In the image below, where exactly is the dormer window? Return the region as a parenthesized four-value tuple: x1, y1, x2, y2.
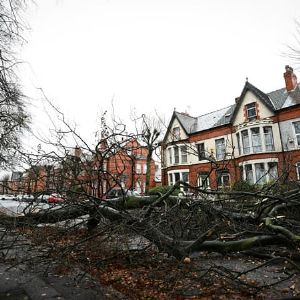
(246, 102, 257, 121)
(172, 127, 180, 140)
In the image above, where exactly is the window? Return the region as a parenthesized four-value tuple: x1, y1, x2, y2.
(198, 172, 210, 189)
(168, 174, 173, 185)
(197, 143, 206, 160)
(174, 147, 179, 164)
(172, 127, 180, 140)
(135, 180, 142, 194)
(168, 148, 172, 165)
(293, 121, 300, 146)
(255, 163, 266, 184)
(296, 163, 300, 180)
(182, 172, 189, 191)
(136, 163, 141, 174)
(268, 162, 278, 180)
(174, 172, 180, 182)
(241, 130, 250, 154)
(143, 164, 147, 174)
(215, 138, 225, 160)
(264, 127, 274, 151)
(168, 171, 189, 192)
(217, 170, 230, 187)
(245, 164, 254, 184)
(246, 102, 257, 121)
(236, 133, 241, 155)
(181, 146, 187, 163)
(241, 161, 278, 183)
(251, 127, 262, 153)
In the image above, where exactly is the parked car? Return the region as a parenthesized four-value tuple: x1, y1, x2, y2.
(0, 194, 16, 201)
(48, 193, 64, 204)
(106, 188, 141, 199)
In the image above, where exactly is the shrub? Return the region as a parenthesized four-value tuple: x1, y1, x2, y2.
(149, 185, 180, 196)
(231, 180, 257, 193)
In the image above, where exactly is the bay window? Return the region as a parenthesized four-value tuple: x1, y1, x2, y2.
(237, 126, 275, 155)
(242, 161, 278, 184)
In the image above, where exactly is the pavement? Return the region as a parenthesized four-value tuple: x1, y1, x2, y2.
(0, 227, 126, 300)
(0, 262, 126, 300)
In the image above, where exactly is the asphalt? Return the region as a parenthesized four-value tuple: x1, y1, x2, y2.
(0, 228, 126, 300)
(0, 261, 126, 300)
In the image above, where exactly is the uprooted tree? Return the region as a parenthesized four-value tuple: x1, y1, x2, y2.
(1, 103, 300, 263)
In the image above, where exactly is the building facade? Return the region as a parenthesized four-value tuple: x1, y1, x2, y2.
(161, 66, 300, 190)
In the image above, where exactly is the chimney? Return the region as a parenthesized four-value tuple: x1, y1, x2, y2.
(284, 65, 297, 92)
(74, 145, 82, 158)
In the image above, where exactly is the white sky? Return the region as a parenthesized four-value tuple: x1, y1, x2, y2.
(20, 0, 300, 145)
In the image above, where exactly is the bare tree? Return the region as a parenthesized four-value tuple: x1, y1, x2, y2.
(0, 0, 29, 168)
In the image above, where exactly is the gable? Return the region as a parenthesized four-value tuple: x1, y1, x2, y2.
(232, 85, 275, 126)
(165, 117, 189, 143)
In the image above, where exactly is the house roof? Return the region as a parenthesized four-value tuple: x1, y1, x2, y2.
(166, 79, 300, 140)
(268, 84, 300, 110)
(173, 105, 235, 135)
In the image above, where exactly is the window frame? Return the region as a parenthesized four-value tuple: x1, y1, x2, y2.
(197, 143, 206, 160)
(172, 126, 181, 140)
(293, 121, 300, 146)
(246, 102, 257, 121)
(180, 145, 188, 163)
(215, 138, 226, 160)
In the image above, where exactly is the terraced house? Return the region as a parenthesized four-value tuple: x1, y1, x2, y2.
(161, 66, 300, 190)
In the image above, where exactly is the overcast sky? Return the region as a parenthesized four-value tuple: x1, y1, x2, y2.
(20, 0, 300, 145)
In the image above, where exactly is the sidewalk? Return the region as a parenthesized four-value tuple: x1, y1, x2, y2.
(0, 261, 126, 300)
(0, 228, 126, 300)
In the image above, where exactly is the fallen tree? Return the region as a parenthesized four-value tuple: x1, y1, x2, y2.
(1, 181, 300, 260)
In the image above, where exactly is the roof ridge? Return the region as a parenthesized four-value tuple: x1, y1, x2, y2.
(196, 104, 234, 118)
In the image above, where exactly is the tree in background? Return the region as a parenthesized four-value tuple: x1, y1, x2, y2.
(0, 0, 29, 168)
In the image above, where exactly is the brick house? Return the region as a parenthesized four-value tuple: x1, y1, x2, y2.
(92, 139, 157, 196)
(6, 138, 158, 197)
(161, 66, 300, 190)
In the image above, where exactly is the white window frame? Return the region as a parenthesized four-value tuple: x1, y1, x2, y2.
(246, 102, 257, 121)
(136, 163, 141, 174)
(143, 164, 147, 174)
(293, 121, 300, 146)
(197, 173, 210, 189)
(197, 142, 206, 160)
(296, 162, 300, 180)
(240, 159, 278, 184)
(215, 138, 225, 160)
(172, 127, 180, 140)
(168, 169, 189, 191)
(237, 125, 275, 156)
(181, 145, 188, 163)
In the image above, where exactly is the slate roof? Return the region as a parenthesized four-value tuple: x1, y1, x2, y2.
(175, 105, 235, 134)
(171, 81, 300, 138)
(268, 84, 300, 110)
